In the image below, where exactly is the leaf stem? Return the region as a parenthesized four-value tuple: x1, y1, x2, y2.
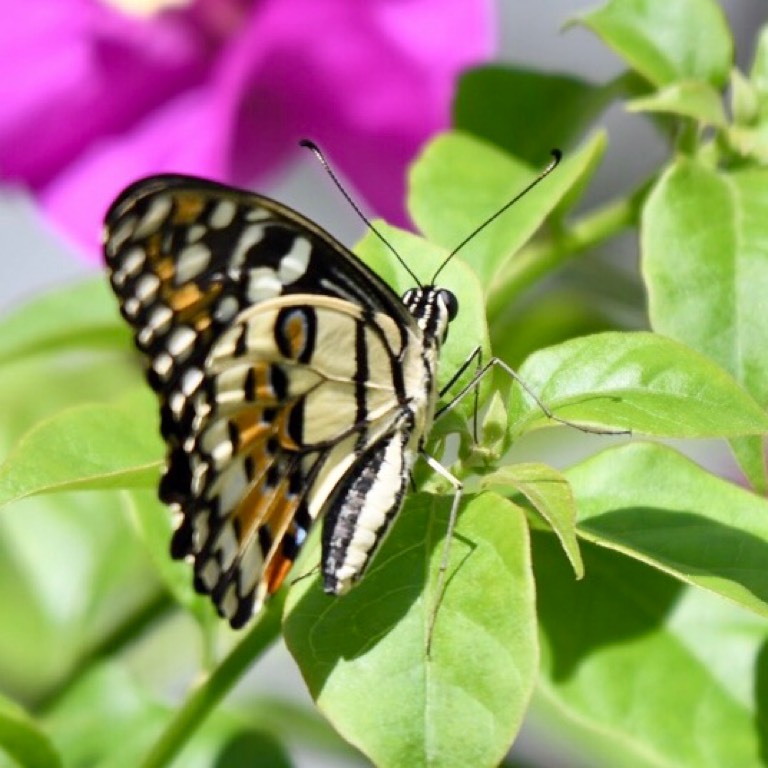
(139, 590, 285, 768)
(485, 192, 642, 323)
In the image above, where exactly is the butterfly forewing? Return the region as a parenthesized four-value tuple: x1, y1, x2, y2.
(104, 174, 454, 627)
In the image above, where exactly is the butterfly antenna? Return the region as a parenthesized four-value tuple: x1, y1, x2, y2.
(431, 149, 562, 284)
(300, 139, 422, 286)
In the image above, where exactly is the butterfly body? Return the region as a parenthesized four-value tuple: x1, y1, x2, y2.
(104, 174, 457, 627)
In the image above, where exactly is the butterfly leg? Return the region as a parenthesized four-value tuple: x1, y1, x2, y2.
(438, 346, 482, 399)
(420, 452, 463, 658)
(438, 346, 483, 443)
(436, 349, 627, 436)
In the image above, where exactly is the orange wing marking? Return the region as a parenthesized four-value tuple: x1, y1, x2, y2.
(173, 193, 206, 224)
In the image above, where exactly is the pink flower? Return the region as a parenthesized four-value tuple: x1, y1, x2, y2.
(0, 0, 495, 260)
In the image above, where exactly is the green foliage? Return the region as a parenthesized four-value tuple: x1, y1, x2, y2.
(576, 0, 733, 87)
(0, 694, 62, 768)
(284, 494, 537, 768)
(533, 533, 768, 768)
(2, 1, 768, 766)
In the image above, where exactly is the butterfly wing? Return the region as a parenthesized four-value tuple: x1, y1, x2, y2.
(104, 175, 420, 626)
(168, 293, 419, 626)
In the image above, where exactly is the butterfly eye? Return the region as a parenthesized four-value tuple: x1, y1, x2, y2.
(438, 289, 459, 321)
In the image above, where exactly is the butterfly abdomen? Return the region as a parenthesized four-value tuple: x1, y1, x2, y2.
(320, 430, 414, 594)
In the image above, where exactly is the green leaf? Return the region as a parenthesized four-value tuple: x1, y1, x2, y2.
(0, 278, 140, 454)
(0, 389, 162, 509)
(0, 694, 62, 768)
(45, 662, 292, 768)
(725, 123, 768, 164)
(408, 131, 606, 287)
(569, 441, 768, 620)
(642, 160, 768, 484)
(0, 278, 127, 366)
(0, 491, 159, 702)
(734, 24, 768, 142)
(284, 492, 538, 768)
(730, 436, 768, 495)
(480, 463, 583, 579)
(44, 663, 166, 768)
(577, 0, 733, 88)
(731, 68, 760, 126)
(643, 160, 768, 405)
(508, 331, 768, 437)
(203, 729, 292, 768)
(356, 222, 490, 414)
(0, 351, 141, 457)
(237, 697, 361, 762)
(534, 531, 768, 767)
(750, 24, 768, 99)
(627, 80, 727, 125)
(453, 66, 613, 163)
(490, 289, 617, 369)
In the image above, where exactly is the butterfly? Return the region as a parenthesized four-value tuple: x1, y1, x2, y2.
(103, 168, 462, 629)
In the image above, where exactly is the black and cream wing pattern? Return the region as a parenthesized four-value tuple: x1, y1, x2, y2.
(103, 174, 457, 627)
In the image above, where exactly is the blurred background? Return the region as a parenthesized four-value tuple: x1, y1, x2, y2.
(1, 1, 765, 310)
(0, 1, 765, 766)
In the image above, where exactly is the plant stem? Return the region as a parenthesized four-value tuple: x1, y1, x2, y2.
(139, 589, 286, 768)
(485, 193, 641, 323)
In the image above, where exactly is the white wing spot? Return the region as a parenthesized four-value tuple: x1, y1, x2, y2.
(210, 199, 237, 229)
(187, 224, 207, 243)
(216, 460, 248, 513)
(214, 295, 239, 323)
(212, 325, 240, 358)
(134, 273, 160, 304)
(123, 297, 140, 317)
(232, 224, 266, 268)
(193, 512, 210, 547)
(176, 243, 211, 283)
(107, 215, 138, 255)
(245, 208, 270, 222)
(120, 246, 146, 279)
(216, 524, 238, 571)
(221, 583, 238, 618)
(137, 326, 154, 347)
(181, 367, 204, 396)
(191, 463, 208, 495)
(238, 540, 264, 595)
(133, 194, 173, 239)
(167, 325, 196, 359)
(279, 237, 312, 284)
(247, 267, 283, 302)
(211, 438, 234, 467)
(153, 351, 174, 378)
(200, 559, 220, 590)
(168, 391, 186, 418)
(147, 304, 173, 335)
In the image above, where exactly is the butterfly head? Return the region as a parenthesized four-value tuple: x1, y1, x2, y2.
(402, 286, 458, 346)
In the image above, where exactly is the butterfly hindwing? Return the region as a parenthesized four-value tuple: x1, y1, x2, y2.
(168, 296, 413, 623)
(103, 175, 435, 626)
